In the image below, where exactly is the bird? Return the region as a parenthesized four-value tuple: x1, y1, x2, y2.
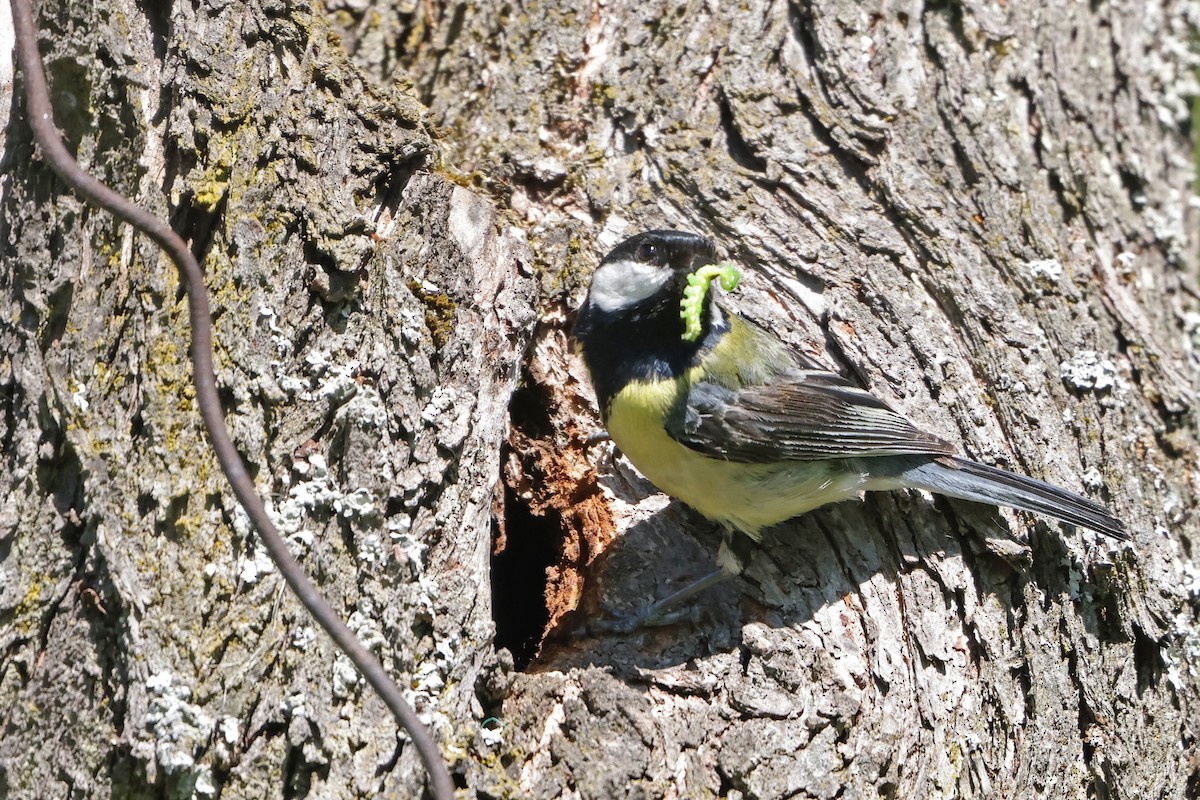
(572, 229, 1127, 629)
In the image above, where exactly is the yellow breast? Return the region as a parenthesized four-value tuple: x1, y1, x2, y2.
(605, 377, 868, 538)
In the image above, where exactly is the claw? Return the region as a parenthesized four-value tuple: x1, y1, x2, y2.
(586, 569, 730, 635)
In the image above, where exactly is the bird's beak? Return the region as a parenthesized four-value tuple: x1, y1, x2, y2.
(682, 237, 719, 272)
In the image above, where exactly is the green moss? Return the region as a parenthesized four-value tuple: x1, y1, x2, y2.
(16, 581, 42, 624)
(407, 280, 457, 348)
(1194, 65, 1200, 193)
(190, 129, 246, 210)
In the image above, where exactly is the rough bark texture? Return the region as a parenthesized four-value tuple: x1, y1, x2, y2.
(0, 1, 1197, 799)
(360, 0, 1199, 797)
(0, 1, 534, 797)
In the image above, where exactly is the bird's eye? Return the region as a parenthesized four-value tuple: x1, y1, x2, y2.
(636, 241, 662, 264)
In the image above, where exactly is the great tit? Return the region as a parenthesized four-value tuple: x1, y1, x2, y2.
(573, 230, 1126, 624)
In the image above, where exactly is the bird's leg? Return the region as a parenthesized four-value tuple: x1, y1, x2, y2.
(582, 429, 611, 448)
(591, 527, 748, 632)
(588, 568, 729, 635)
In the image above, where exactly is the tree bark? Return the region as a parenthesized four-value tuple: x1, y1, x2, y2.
(1, 0, 1197, 799)
(367, 0, 1200, 798)
(0, 1, 533, 797)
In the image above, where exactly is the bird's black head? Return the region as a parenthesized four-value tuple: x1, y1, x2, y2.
(575, 230, 718, 335)
(573, 230, 723, 413)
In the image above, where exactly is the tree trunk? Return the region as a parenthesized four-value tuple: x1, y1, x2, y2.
(379, 0, 1200, 797)
(0, 1, 534, 797)
(2, 0, 1198, 799)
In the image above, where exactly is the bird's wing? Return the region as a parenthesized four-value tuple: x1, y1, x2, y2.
(670, 371, 956, 462)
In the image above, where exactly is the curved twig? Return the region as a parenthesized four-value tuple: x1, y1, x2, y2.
(7, 1, 455, 797)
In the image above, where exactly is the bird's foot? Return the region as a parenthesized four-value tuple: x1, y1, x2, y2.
(586, 605, 699, 635)
(581, 429, 611, 448)
(585, 569, 729, 635)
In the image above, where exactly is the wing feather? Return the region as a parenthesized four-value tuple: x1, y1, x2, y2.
(671, 372, 954, 462)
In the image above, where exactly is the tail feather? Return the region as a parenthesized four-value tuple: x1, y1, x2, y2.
(897, 456, 1127, 540)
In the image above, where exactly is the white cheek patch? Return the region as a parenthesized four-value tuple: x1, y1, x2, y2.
(588, 258, 673, 312)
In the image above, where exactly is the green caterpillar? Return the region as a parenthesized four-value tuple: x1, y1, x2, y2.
(680, 263, 741, 342)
